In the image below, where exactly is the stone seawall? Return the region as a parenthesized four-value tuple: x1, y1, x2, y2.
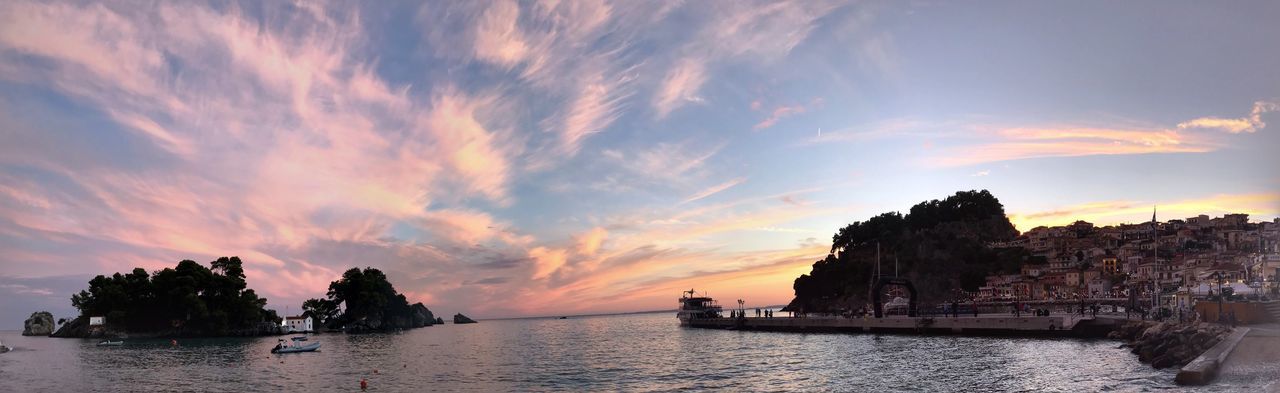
(685, 314, 1113, 337)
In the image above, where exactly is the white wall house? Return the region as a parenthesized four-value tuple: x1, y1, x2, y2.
(283, 316, 313, 333)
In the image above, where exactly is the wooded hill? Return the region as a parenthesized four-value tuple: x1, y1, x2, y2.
(787, 190, 1036, 313)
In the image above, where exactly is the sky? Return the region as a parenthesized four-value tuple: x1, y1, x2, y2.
(1, 0, 1278, 328)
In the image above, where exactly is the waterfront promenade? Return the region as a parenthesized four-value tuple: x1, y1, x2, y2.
(687, 313, 1115, 337)
(1218, 324, 1280, 392)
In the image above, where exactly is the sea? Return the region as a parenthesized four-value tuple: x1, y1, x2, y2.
(0, 310, 1269, 392)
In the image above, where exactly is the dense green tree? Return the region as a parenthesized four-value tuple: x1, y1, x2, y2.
(314, 267, 435, 331)
(301, 298, 340, 328)
(790, 190, 1031, 312)
(69, 257, 279, 335)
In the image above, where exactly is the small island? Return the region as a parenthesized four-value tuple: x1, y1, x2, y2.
(23, 311, 55, 336)
(50, 259, 443, 338)
(54, 257, 283, 338)
(453, 313, 477, 324)
(303, 267, 439, 333)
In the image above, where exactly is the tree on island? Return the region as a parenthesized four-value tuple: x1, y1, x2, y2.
(301, 298, 340, 328)
(789, 190, 1034, 312)
(304, 267, 437, 332)
(59, 257, 280, 337)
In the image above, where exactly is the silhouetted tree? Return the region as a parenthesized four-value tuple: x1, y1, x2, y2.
(790, 190, 1030, 312)
(69, 257, 278, 335)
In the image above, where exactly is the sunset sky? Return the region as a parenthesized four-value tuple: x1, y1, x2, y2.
(1, 1, 1278, 327)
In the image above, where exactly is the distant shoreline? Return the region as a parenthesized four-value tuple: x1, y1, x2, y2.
(483, 305, 790, 321)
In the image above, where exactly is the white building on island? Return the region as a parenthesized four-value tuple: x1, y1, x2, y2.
(282, 316, 313, 333)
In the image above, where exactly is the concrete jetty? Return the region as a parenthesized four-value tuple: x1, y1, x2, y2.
(1175, 327, 1250, 385)
(1203, 324, 1280, 391)
(685, 314, 1117, 337)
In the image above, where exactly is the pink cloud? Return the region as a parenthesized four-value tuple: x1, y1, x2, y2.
(1177, 101, 1278, 134)
(753, 98, 824, 130)
(574, 227, 609, 256)
(653, 58, 708, 118)
(930, 126, 1218, 167)
(0, 0, 530, 305)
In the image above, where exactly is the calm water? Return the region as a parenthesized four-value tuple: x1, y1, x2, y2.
(0, 311, 1262, 392)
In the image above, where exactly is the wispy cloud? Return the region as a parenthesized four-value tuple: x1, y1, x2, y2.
(931, 126, 1216, 167)
(753, 98, 824, 130)
(1178, 100, 1278, 134)
(0, 0, 530, 306)
(600, 141, 726, 188)
(653, 58, 708, 118)
(682, 177, 747, 204)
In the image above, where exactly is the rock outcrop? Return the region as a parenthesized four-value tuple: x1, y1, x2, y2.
(1109, 321, 1230, 369)
(410, 303, 436, 328)
(23, 311, 55, 336)
(435, 317, 445, 325)
(343, 304, 438, 333)
(453, 313, 477, 324)
(51, 316, 90, 338)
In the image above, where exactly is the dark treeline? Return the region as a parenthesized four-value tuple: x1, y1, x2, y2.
(304, 267, 437, 332)
(789, 190, 1036, 312)
(65, 257, 279, 336)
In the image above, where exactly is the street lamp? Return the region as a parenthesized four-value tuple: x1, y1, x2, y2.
(1213, 271, 1224, 323)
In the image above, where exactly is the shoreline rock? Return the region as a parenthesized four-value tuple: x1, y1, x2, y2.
(453, 313, 477, 324)
(52, 316, 288, 338)
(1108, 321, 1229, 369)
(22, 311, 55, 336)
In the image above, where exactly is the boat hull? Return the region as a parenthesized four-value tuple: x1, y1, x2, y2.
(272, 342, 321, 353)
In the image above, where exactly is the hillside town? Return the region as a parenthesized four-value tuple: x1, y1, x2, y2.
(978, 213, 1280, 314)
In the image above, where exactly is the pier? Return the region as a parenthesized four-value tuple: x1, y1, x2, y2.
(684, 314, 1119, 337)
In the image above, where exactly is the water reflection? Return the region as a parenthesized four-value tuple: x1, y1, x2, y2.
(1, 312, 1194, 392)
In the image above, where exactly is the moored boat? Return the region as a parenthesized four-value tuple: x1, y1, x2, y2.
(271, 337, 320, 354)
(677, 289, 723, 326)
(97, 340, 123, 346)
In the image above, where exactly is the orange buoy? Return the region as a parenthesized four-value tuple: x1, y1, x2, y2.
(360, 378, 368, 391)
(374, 369, 379, 374)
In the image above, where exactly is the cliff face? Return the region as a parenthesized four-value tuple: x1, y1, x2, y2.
(23, 311, 55, 336)
(788, 190, 1030, 313)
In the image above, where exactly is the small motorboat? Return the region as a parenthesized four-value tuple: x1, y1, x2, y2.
(97, 340, 124, 346)
(271, 337, 320, 354)
(0, 340, 10, 353)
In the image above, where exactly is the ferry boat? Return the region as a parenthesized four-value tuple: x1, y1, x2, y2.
(677, 289, 723, 326)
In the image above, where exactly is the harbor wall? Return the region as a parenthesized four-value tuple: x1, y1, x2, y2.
(685, 315, 1115, 337)
(1193, 302, 1272, 324)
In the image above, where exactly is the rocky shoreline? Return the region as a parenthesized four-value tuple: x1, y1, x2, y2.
(50, 316, 289, 339)
(1108, 320, 1231, 370)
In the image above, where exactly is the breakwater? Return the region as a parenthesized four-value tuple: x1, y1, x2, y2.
(684, 314, 1121, 337)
